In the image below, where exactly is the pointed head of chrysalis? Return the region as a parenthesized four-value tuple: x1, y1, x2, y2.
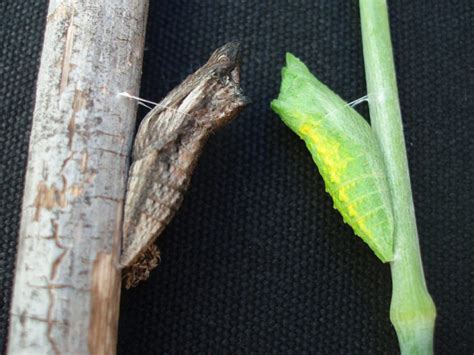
(197, 42, 250, 130)
(271, 53, 337, 133)
(271, 54, 318, 133)
(271, 53, 394, 263)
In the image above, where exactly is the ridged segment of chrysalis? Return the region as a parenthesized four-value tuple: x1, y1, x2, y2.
(271, 53, 394, 262)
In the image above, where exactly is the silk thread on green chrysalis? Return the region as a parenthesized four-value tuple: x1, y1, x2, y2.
(271, 53, 394, 262)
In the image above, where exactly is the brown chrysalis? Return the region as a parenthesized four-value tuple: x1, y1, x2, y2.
(121, 43, 248, 288)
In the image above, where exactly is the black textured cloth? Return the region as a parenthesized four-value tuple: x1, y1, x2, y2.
(1, 1, 473, 354)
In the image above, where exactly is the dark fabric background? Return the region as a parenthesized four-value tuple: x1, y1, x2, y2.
(1, 0, 473, 354)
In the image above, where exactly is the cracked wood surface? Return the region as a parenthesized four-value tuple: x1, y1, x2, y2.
(7, 1, 149, 354)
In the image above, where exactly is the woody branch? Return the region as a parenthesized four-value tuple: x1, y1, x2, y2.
(7, 1, 148, 354)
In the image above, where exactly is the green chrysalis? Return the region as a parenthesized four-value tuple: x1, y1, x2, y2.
(271, 53, 394, 262)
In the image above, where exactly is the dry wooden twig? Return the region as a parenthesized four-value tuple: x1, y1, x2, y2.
(7, 1, 148, 354)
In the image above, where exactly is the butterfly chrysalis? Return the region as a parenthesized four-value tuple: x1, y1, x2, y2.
(271, 53, 394, 262)
(121, 43, 248, 287)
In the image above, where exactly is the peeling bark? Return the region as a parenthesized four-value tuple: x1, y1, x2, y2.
(7, 1, 149, 354)
(89, 250, 121, 355)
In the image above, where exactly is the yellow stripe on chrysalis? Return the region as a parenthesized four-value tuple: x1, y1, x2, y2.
(271, 53, 394, 262)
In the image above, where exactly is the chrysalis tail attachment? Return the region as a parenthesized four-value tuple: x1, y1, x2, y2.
(123, 244, 161, 289)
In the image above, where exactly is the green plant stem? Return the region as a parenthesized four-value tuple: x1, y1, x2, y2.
(359, 0, 436, 354)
